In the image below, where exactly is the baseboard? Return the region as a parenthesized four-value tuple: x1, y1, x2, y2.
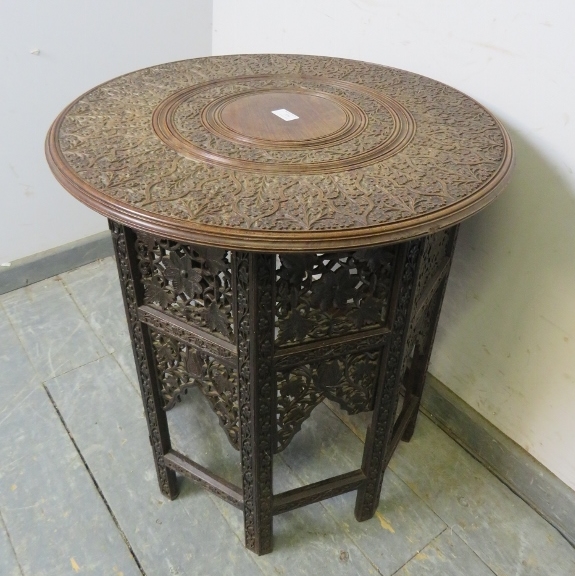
(421, 374, 575, 548)
(0, 231, 114, 295)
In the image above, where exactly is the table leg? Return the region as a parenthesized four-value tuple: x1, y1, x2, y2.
(235, 252, 276, 555)
(401, 278, 448, 442)
(109, 221, 179, 500)
(401, 225, 458, 442)
(355, 241, 421, 521)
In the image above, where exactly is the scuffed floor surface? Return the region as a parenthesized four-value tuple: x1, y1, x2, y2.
(1, 256, 574, 576)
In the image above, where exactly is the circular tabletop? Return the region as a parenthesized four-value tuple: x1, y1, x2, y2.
(46, 54, 514, 252)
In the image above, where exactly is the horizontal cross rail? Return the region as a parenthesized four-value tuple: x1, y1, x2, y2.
(273, 470, 366, 515)
(164, 450, 243, 509)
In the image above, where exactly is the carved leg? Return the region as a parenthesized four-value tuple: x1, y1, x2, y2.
(401, 282, 446, 442)
(235, 252, 276, 555)
(401, 226, 458, 442)
(109, 221, 179, 500)
(355, 242, 421, 521)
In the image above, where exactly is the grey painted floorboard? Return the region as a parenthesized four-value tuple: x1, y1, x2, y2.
(166, 389, 449, 575)
(327, 401, 575, 575)
(0, 277, 107, 381)
(389, 416, 575, 576)
(112, 342, 141, 394)
(60, 258, 130, 355)
(0, 512, 23, 576)
(0, 387, 142, 576)
(211, 475, 381, 576)
(393, 530, 496, 576)
(278, 404, 446, 576)
(0, 313, 140, 575)
(0, 307, 39, 408)
(167, 389, 243, 486)
(46, 355, 264, 576)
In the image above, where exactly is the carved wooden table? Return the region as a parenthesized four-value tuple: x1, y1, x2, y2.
(46, 54, 513, 555)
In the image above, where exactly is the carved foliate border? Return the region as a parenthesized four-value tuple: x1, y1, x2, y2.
(149, 328, 240, 447)
(49, 55, 513, 253)
(275, 331, 389, 370)
(138, 306, 236, 365)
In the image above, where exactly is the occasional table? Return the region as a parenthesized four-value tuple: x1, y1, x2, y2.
(46, 54, 514, 555)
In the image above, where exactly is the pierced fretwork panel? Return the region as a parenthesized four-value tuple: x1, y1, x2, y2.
(135, 233, 235, 343)
(150, 329, 240, 449)
(276, 350, 380, 451)
(275, 247, 397, 347)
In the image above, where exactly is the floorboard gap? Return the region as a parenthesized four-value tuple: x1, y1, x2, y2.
(42, 383, 147, 576)
(0, 509, 25, 576)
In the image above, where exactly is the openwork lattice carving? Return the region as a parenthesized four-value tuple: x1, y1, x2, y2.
(276, 350, 380, 451)
(150, 329, 239, 448)
(403, 229, 457, 382)
(276, 247, 396, 346)
(135, 233, 234, 343)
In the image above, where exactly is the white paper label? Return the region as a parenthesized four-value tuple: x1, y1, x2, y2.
(271, 109, 299, 121)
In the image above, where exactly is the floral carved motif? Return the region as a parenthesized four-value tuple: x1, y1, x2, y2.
(412, 229, 455, 313)
(135, 233, 234, 343)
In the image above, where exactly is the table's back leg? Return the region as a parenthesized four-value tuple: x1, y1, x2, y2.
(355, 242, 421, 522)
(401, 226, 459, 442)
(401, 277, 448, 442)
(109, 221, 179, 500)
(235, 252, 276, 555)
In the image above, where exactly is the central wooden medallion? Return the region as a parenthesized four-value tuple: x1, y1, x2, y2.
(212, 90, 357, 147)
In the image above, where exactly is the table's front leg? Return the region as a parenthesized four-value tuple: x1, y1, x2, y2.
(355, 241, 421, 521)
(109, 221, 179, 500)
(235, 252, 276, 555)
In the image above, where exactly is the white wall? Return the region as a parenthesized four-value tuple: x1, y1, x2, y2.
(0, 0, 212, 264)
(213, 0, 575, 489)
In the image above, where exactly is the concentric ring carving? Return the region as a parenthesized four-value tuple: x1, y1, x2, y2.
(203, 89, 365, 149)
(152, 75, 414, 174)
(46, 54, 514, 251)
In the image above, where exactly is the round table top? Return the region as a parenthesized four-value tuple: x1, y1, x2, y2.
(46, 54, 514, 252)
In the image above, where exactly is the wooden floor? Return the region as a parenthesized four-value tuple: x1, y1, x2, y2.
(1, 257, 574, 576)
